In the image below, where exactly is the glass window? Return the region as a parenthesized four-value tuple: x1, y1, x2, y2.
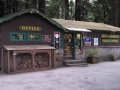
(10, 33, 26, 41)
(27, 33, 41, 41)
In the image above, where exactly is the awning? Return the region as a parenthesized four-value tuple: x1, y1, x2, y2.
(66, 27, 91, 32)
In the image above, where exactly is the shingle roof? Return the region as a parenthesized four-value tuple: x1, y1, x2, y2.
(52, 19, 120, 32)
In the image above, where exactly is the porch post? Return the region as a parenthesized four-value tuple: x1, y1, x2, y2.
(7, 51, 10, 73)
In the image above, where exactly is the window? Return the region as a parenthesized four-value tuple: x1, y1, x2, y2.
(10, 33, 26, 41)
(27, 33, 41, 41)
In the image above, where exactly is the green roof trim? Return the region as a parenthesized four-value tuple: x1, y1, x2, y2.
(0, 8, 67, 31)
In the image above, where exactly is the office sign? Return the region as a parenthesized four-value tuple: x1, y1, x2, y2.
(19, 26, 42, 31)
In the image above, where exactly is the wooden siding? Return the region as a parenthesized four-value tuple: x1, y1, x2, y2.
(1, 13, 61, 45)
(86, 32, 120, 46)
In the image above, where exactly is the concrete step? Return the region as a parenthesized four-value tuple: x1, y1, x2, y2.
(67, 63, 88, 67)
(63, 60, 84, 63)
(63, 59, 88, 67)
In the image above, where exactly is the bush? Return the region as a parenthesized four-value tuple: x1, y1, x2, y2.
(85, 47, 99, 57)
(109, 53, 115, 58)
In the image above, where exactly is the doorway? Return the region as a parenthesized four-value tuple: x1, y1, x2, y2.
(64, 33, 74, 59)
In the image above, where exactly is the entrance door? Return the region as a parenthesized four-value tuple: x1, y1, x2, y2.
(64, 33, 74, 59)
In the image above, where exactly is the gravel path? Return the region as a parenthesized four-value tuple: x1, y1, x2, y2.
(0, 60, 120, 90)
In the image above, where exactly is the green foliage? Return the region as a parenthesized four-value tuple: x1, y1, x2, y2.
(45, 0, 60, 18)
(85, 48, 99, 57)
(109, 53, 115, 58)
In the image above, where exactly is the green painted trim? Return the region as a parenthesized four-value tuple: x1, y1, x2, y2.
(74, 32, 77, 59)
(81, 33, 83, 49)
(10, 32, 26, 42)
(27, 33, 42, 42)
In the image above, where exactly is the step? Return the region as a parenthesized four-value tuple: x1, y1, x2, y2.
(67, 63, 88, 67)
(63, 60, 84, 63)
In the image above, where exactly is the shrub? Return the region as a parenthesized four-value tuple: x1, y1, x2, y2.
(85, 47, 99, 57)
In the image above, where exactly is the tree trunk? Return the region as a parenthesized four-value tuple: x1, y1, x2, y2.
(65, 0, 69, 19)
(111, 0, 118, 26)
(5, 0, 11, 15)
(0, 0, 5, 17)
(75, 0, 82, 21)
(38, 0, 45, 14)
(32, 0, 37, 9)
(12, 0, 18, 13)
(118, 0, 120, 27)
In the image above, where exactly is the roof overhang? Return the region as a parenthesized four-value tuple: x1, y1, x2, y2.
(66, 27, 91, 32)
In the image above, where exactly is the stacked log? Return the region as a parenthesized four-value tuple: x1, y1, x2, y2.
(34, 53, 49, 69)
(16, 54, 32, 70)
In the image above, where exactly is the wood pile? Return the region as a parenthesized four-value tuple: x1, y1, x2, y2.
(16, 54, 32, 70)
(34, 53, 49, 69)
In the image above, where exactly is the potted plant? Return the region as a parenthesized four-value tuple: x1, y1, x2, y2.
(109, 53, 117, 61)
(85, 47, 99, 64)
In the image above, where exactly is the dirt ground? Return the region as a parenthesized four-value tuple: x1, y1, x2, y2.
(0, 60, 120, 90)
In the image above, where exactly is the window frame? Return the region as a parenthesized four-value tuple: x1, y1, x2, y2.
(27, 33, 42, 42)
(10, 32, 26, 42)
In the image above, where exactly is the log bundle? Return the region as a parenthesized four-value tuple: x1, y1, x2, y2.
(34, 53, 49, 69)
(16, 53, 49, 70)
(16, 54, 32, 70)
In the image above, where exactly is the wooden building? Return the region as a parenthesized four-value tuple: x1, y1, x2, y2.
(0, 9, 120, 73)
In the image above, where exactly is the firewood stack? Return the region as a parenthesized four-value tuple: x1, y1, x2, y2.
(16, 54, 32, 70)
(34, 53, 49, 69)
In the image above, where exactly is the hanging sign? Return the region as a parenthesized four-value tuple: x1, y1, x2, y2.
(85, 38, 91, 46)
(42, 35, 51, 42)
(19, 26, 42, 31)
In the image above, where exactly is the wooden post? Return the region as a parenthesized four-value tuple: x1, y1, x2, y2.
(32, 52, 35, 70)
(7, 51, 10, 73)
(53, 49, 56, 68)
(13, 52, 16, 72)
(49, 51, 51, 68)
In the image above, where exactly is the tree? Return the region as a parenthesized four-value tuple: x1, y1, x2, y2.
(75, 0, 92, 21)
(111, 0, 118, 26)
(45, 0, 60, 18)
(5, 0, 11, 15)
(12, 0, 19, 13)
(75, 0, 82, 21)
(38, 0, 45, 13)
(118, 0, 120, 27)
(65, 0, 69, 19)
(0, 0, 5, 17)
